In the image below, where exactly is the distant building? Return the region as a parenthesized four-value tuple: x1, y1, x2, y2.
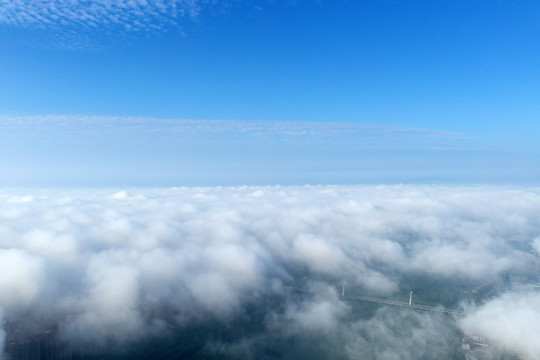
(462, 333, 492, 360)
(5, 328, 73, 360)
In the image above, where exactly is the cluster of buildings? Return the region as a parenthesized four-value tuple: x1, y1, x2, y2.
(461, 334, 492, 360)
(461, 333, 529, 360)
(5, 328, 73, 360)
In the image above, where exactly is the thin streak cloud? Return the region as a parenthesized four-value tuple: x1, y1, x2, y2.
(2, 114, 537, 187)
(0, 114, 468, 148)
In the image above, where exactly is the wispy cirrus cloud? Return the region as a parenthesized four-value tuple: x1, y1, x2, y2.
(0, 0, 211, 31)
(0, 114, 468, 148)
(1, 114, 537, 186)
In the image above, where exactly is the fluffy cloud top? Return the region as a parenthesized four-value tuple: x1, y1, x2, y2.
(0, 185, 539, 356)
(461, 291, 540, 359)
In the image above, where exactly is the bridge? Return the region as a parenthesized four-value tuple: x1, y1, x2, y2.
(290, 286, 465, 316)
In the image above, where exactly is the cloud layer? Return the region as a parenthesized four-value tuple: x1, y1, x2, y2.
(0, 0, 209, 31)
(0, 114, 464, 146)
(460, 290, 540, 359)
(3, 114, 511, 187)
(0, 185, 539, 357)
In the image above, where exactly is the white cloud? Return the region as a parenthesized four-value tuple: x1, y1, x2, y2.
(0, 0, 209, 31)
(0, 249, 45, 312)
(0, 114, 464, 146)
(4, 114, 512, 186)
(65, 256, 144, 346)
(460, 291, 540, 359)
(285, 285, 349, 333)
(0, 185, 539, 354)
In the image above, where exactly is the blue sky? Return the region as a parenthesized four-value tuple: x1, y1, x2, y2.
(0, 0, 539, 186)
